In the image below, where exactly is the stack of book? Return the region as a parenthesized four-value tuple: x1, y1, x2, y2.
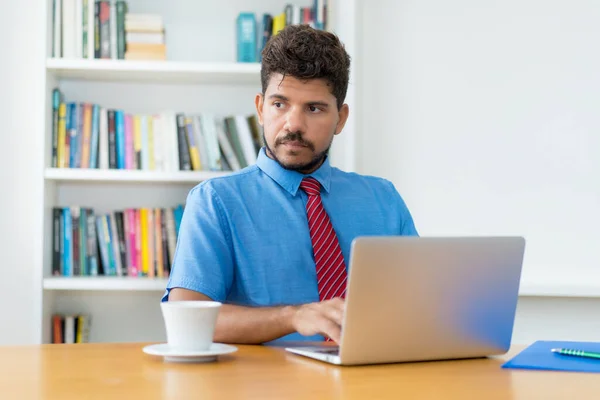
(52, 314, 91, 344)
(50, 89, 262, 172)
(52, 0, 128, 60)
(52, 205, 185, 278)
(237, 0, 328, 63)
(124, 13, 166, 60)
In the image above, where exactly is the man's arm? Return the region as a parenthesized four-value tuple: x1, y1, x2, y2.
(168, 288, 344, 344)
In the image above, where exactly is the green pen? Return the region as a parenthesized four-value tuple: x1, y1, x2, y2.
(551, 348, 600, 360)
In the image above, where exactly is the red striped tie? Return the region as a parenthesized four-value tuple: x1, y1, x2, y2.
(300, 177, 347, 301)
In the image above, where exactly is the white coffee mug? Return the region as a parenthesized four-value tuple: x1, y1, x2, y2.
(160, 301, 222, 352)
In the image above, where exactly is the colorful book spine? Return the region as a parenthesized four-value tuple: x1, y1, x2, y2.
(125, 209, 136, 276)
(140, 208, 148, 276)
(124, 114, 133, 169)
(141, 116, 149, 170)
(115, 110, 125, 169)
(96, 216, 109, 274)
(116, 1, 127, 59)
(135, 209, 142, 276)
(101, 215, 116, 275)
(71, 206, 80, 276)
(272, 13, 285, 36)
(236, 12, 257, 63)
(80, 103, 92, 168)
(99, 107, 108, 169)
(57, 103, 67, 168)
(185, 118, 201, 171)
(147, 209, 155, 277)
(147, 115, 155, 170)
(107, 110, 117, 169)
(79, 208, 87, 275)
(155, 208, 163, 278)
(68, 103, 77, 168)
(63, 207, 72, 277)
(259, 14, 273, 61)
(52, 207, 62, 276)
(109, 212, 123, 276)
(51, 89, 61, 168)
(89, 104, 99, 168)
(133, 115, 142, 169)
(86, 208, 98, 276)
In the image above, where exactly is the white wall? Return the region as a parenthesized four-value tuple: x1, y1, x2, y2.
(327, 0, 358, 172)
(357, 0, 600, 344)
(0, 0, 45, 344)
(514, 296, 600, 344)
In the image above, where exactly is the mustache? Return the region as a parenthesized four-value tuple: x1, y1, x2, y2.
(275, 132, 315, 150)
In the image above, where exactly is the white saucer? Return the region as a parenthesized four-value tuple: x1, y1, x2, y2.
(143, 343, 238, 363)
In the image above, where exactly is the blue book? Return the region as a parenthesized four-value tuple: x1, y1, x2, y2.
(104, 215, 117, 275)
(62, 207, 72, 277)
(313, 0, 324, 30)
(173, 204, 184, 237)
(67, 103, 77, 168)
(69, 103, 82, 168)
(115, 110, 125, 169)
(79, 208, 87, 275)
(502, 340, 600, 373)
(237, 12, 257, 63)
(258, 14, 273, 61)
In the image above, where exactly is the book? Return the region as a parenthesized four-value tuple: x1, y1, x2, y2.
(236, 12, 257, 63)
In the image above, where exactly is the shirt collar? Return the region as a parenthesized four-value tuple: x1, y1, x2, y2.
(255, 147, 332, 196)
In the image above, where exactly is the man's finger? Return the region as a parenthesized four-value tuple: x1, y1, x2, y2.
(316, 316, 342, 343)
(327, 297, 345, 308)
(322, 303, 344, 326)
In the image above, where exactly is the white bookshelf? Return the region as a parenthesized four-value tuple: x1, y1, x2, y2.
(38, 0, 357, 344)
(44, 168, 230, 183)
(46, 58, 262, 84)
(43, 277, 168, 291)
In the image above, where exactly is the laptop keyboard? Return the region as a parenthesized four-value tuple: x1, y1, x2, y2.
(315, 347, 339, 355)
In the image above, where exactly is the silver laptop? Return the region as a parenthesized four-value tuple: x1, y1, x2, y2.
(285, 236, 526, 366)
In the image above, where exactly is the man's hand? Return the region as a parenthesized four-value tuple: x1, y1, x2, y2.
(291, 298, 345, 343)
(169, 288, 346, 344)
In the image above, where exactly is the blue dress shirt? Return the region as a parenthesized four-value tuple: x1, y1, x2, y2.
(162, 147, 418, 342)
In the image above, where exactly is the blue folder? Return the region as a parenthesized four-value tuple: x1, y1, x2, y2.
(502, 340, 600, 373)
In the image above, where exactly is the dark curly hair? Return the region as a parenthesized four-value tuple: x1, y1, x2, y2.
(260, 24, 351, 110)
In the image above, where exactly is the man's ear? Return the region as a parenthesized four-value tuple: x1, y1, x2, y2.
(255, 93, 264, 125)
(335, 103, 350, 135)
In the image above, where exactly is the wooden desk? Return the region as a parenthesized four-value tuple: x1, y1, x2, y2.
(0, 343, 599, 399)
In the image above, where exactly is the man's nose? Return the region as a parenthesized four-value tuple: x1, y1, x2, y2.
(283, 107, 306, 133)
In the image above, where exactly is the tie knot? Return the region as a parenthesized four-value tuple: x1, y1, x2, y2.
(300, 177, 321, 196)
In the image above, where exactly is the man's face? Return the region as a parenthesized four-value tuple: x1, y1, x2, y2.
(255, 73, 349, 174)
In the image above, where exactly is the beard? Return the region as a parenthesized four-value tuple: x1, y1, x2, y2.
(263, 131, 333, 173)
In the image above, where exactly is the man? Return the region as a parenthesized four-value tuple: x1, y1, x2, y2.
(162, 24, 418, 344)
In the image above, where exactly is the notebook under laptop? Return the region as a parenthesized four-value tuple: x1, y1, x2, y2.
(285, 236, 526, 366)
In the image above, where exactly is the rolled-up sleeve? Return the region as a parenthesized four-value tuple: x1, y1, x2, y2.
(161, 183, 234, 302)
(385, 180, 419, 236)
